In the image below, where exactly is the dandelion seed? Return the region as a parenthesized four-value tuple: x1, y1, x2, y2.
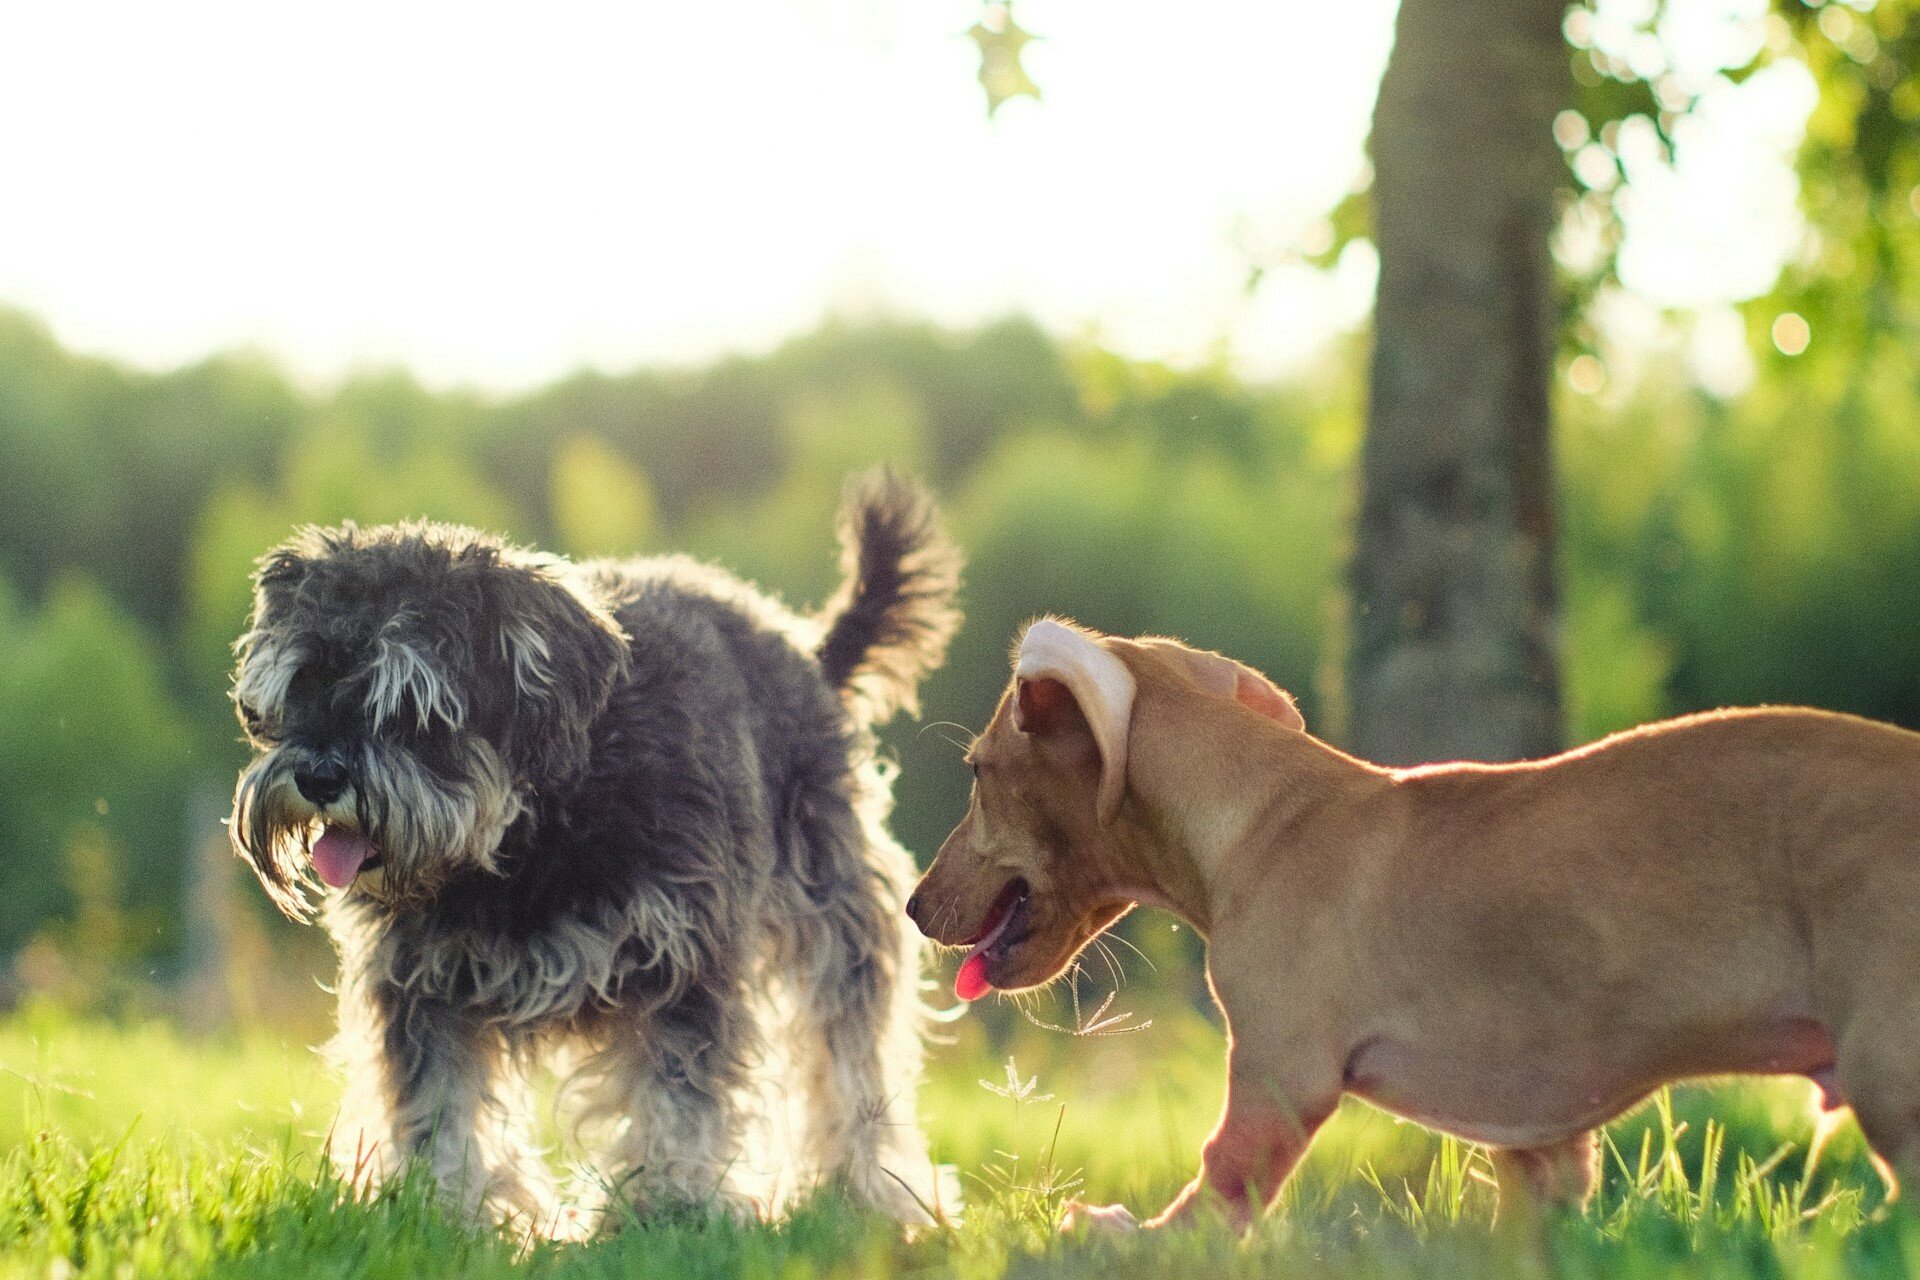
(1017, 977, 1154, 1038)
(979, 1055, 1052, 1103)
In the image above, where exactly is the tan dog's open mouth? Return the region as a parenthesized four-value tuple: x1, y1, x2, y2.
(954, 878, 1030, 1000)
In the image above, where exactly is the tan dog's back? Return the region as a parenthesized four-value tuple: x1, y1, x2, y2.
(1325, 710, 1920, 1145)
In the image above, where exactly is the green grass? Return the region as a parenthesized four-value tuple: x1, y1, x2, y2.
(2, 999, 1915, 1278)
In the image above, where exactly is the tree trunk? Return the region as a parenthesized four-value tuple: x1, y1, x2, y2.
(1348, 0, 1569, 766)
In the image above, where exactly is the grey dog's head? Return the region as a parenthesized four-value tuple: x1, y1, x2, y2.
(228, 521, 631, 919)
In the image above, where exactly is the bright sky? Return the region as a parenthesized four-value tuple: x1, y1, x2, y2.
(0, 0, 1812, 392)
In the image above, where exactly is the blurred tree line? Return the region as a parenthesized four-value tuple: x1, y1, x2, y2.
(2, 283, 1919, 991)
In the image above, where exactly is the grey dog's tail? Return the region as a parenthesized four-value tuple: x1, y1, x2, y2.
(816, 469, 963, 726)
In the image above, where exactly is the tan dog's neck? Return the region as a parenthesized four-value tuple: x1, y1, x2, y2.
(1108, 649, 1387, 933)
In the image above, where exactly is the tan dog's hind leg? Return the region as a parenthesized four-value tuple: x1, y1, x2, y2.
(1834, 1024, 1920, 1212)
(1489, 1131, 1598, 1231)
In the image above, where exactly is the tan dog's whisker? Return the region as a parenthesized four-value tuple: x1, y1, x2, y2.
(916, 721, 979, 756)
(1096, 928, 1158, 975)
(1084, 942, 1123, 992)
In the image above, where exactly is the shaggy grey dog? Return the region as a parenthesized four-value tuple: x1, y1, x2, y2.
(227, 471, 961, 1232)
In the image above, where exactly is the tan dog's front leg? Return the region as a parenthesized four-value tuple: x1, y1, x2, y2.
(1064, 1060, 1330, 1235)
(1147, 1060, 1334, 1232)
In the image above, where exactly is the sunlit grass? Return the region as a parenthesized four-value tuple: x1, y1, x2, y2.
(0, 1000, 1913, 1278)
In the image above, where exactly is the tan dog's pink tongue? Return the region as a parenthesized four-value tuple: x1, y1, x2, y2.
(954, 893, 1019, 1001)
(955, 953, 992, 1001)
(312, 826, 373, 888)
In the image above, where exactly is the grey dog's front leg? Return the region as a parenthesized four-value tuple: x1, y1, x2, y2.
(572, 967, 766, 1226)
(329, 970, 553, 1228)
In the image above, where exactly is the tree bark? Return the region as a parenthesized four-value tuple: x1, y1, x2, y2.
(1348, 0, 1569, 766)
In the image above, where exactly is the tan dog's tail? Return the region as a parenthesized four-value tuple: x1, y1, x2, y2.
(815, 468, 963, 725)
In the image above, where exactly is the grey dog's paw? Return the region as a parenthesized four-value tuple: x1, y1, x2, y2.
(1061, 1200, 1139, 1233)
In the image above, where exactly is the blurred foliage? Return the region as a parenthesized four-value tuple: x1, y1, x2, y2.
(0, 576, 194, 958)
(0, 316, 299, 634)
(552, 436, 656, 560)
(968, 1, 1042, 117)
(0, 292, 1918, 986)
(1557, 0, 1920, 352)
(1297, 0, 1920, 366)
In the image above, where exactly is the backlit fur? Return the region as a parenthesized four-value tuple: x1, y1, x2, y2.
(229, 471, 962, 1233)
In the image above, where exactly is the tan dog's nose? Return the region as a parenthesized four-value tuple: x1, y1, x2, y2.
(903, 890, 926, 931)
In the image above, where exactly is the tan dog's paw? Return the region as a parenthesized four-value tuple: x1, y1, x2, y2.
(1062, 1200, 1139, 1233)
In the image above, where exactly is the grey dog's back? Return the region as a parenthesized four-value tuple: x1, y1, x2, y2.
(587, 467, 957, 736)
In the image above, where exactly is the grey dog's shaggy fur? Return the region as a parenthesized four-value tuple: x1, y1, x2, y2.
(228, 471, 961, 1231)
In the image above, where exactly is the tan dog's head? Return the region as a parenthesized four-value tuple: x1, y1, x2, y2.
(907, 618, 1304, 999)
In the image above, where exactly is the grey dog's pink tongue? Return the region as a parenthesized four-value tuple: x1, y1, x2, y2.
(312, 826, 374, 888)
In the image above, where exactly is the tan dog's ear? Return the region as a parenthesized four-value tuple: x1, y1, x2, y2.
(1141, 640, 1306, 732)
(1013, 619, 1135, 824)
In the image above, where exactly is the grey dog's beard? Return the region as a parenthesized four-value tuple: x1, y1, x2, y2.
(231, 739, 525, 919)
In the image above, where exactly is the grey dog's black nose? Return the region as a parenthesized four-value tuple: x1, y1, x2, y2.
(294, 757, 349, 806)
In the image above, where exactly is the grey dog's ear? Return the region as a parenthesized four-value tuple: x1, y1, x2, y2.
(248, 528, 329, 614)
(232, 530, 338, 725)
(483, 561, 632, 784)
(253, 522, 356, 593)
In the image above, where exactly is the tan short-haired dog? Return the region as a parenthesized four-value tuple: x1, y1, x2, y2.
(905, 617, 1920, 1230)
